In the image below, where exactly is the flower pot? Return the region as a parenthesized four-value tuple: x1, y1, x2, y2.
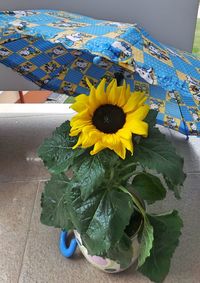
(73, 213, 143, 273)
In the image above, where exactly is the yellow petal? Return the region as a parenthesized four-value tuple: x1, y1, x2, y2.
(112, 141, 126, 159)
(96, 78, 107, 104)
(86, 77, 93, 89)
(123, 92, 145, 113)
(70, 101, 87, 112)
(117, 81, 127, 107)
(107, 79, 118, 104)
(90, 142, 106, 155)
(120, 137, 133, 155)
(89, 86, 100, 113)
(106, 79, 116, 95)
(117, 128, 132, 140)
(126, 105, 150, 122)
(127, 120, 149, 137)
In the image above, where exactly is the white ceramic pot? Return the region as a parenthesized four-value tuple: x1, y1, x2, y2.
(74, 221, 143, 273)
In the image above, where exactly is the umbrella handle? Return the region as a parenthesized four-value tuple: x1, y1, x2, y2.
(59, 230, 77, 258)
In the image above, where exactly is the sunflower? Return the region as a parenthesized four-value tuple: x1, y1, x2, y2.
(70, 78, 149, 159)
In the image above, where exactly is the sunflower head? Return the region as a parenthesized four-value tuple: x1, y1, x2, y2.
(70, 78, 149, 159)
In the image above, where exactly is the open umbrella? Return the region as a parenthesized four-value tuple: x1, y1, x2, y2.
(0, 9, 200, 136)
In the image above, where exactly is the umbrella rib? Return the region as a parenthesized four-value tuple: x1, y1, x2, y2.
(174, 92, 189, 140)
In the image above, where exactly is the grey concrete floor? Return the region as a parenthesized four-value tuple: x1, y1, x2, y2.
(0, 114, 200, 283)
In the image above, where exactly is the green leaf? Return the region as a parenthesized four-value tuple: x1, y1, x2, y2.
(139, 210, 183, 283)
(138, 217, 154, 267)
(164, 176, 182, 199)
(131, 173, 166, 204)
(74, 154, 105, 200)
(106, 233, 133, 269)
(133, 126, 186, 193)
(117, 186, 154, 268)
(65, 184, 134, 255)
(144, 109, 157, 127)
(40, 174, 73, 230)
(38, 121, 84, 174)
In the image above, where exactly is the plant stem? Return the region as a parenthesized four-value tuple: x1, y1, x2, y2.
(121, 171, 142, 181)
(117, 185, 145, 217)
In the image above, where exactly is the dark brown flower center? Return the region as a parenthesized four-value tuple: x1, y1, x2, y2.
(92, 104, 126, 133)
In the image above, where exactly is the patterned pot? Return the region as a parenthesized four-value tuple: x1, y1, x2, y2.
(74, 219, 143, 273)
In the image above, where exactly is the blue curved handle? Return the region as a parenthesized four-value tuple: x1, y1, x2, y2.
(59, 230, 77, 258)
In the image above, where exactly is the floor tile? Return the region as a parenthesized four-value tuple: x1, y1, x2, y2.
(0, 115, 67, 182)
(0, 181, 38, 283)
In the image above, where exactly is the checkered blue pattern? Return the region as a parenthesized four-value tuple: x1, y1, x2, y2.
(0, 10, 199, 136)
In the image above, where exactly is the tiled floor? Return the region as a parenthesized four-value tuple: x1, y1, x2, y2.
(0, 114, 200, 283)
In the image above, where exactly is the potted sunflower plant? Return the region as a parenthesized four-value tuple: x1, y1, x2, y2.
(38, 78, 186, 283)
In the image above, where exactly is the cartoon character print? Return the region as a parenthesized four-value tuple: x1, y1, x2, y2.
(52, 20, 86, 29)
(188, 122, 198, 135)
(167, 91, 182, 104)
(166, 47, 190, 64)
(71, 50, 83, 57)
(110, 41, 132, 60)
(47, 46, 66, 58)
(16, 62, 34, 73)
(18, 46, 40, 58)
(123, 71, 134, 80)
(189, 108, 200, 122)
(96, 58, 111, 69)
(0, 47, 11, 58)
(56, 66, 69, 80)
(165, 115, 178, 130)
(11, 10, 38, 17)
(43, 62, 58, 73)
(149, 98, 164, 112)
(10, 20, 27, 31)
(186, 76, 200, 105)
(80, 76, 98, 89)
(135, 66, 157, 85)
(64, 33, 85, 47)
(143, 40, 170, 62)
(61, 81, 76, 94)
(73, 59, 90, 73)
(134, 81, 149, 95)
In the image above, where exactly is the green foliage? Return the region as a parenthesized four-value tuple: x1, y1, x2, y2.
(138, 217, 154, 267)
(65, 183, 134, 255)
(139, 211, 183, 283)
(38, 121, 84, 174)
(132, 173, 166, 204)
(38, 109, 186, 282)
(133, 124, 186, 197)
(106, 233, 133, 269)
(73, 154, 105, 200)
(40, 174, 73, 230)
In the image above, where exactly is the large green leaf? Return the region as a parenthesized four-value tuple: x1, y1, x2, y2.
(144, 109, 157, 127)
(118, 186, 154, 268)
(40, 174, 73, 230)
(131, 173, 166, 204)
(65, 184, 134, 255)
(133, 126, 186, 192)
(106, 233, 133, 269)
(38, 121, 84, 174)
(139, 210, 183, 283)
(138, 218, 154, 267)
(74, 154, 105, 200)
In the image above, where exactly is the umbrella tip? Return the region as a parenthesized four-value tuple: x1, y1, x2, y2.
(93, 56, 102, 65)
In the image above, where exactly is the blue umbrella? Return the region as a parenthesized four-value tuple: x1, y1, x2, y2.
(0, 9, 199, 136)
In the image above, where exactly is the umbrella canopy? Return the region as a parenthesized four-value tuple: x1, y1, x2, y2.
(0, 9, 200, 136)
